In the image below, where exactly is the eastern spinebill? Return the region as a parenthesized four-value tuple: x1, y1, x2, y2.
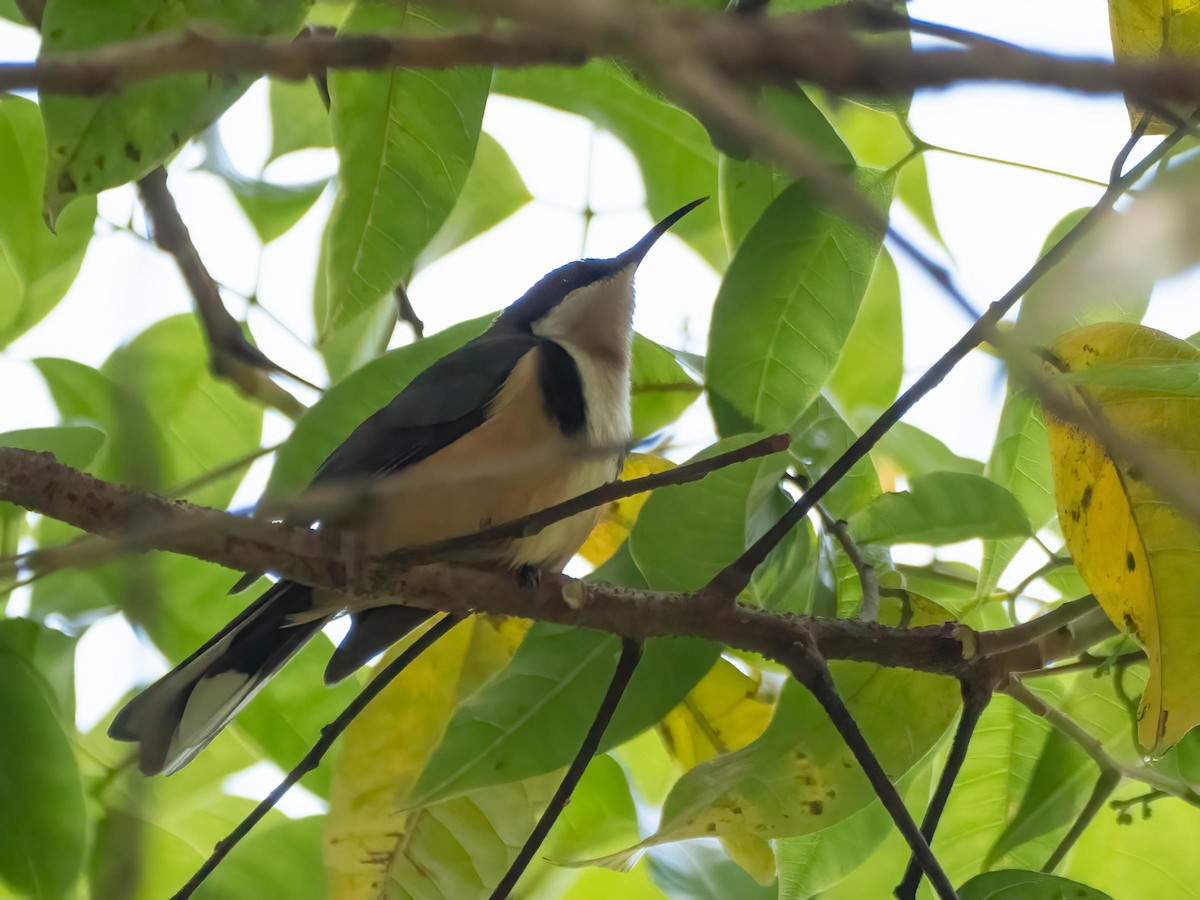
(110, 198, 705, 775)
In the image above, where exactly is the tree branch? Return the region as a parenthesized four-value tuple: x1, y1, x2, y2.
(9, 9, 1200, 107)
(0, 445, 981, 677)
(137, 167, 311, 418)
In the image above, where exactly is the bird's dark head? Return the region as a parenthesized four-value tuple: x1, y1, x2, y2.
(494, 198, 706, 356)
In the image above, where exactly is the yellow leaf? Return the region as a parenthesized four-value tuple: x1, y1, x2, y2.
(578, 453, 675, 565)
(658, 658, 774, 770)
(324, 615, 529, 899)
(1045, 322, 1200, 754)
(1109, 0, 1200, 132)
(658, 657, 778, 883)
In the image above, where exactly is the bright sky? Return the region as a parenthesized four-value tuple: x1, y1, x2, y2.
(2, 0, 1194, 809)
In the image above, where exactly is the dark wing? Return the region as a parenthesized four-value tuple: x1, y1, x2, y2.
(310, 331, 537, 485)
(229, 330, 537, 595)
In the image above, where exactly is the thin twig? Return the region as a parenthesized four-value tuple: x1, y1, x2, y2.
(394, 284, 425, 339)
(1041, 769, 1120, 873)
(171, 615, 459, 900)
(811, 499, 879, 622)
(789, 634, 959, 899)
(974, 596, 1098, 658)
(1003, 677, 1200, 808)
(137, 168, 311, 417)
(896, 676, 993, 899)
(708, 109, 1192, 596)
(489, 638, 642, 899)
(1024, 649, 1146, 678)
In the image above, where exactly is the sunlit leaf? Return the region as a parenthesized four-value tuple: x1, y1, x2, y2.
(320, 3, 488, 339)
(658, 657, 775, 771)
(1045, 322, 1200, 753)
(647, 843, 777, 900)
(825, 249, 902, 420)
(847, 472, 1030, 545)
(579, 453, 675, 566)
(202, 816, 327, 900)
(325, 616, 528, 898)
(414, 132, 533, 272)
(630, 333, 702, 441)
(408, 620, 719, 807)
(591, 597, 957, 858)
(0, 95, 95, 347)
(39, 0, 307, 219)
(873, 422, 983, 484)
(496, 62, 725, 270)
(707, 175, 888, 436)
(1109, 0, 1200, 132)
(268, 78, 333, 163)
(718, 87, 853, 251)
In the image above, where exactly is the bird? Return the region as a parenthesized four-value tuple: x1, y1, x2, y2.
(108, 198, 705, 776)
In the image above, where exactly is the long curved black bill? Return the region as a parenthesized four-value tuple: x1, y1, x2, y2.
(617, 197, 708, 267)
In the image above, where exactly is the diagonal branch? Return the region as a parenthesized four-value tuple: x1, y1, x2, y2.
(137, 167, 311, 418)
(707, 107, 1191, 596)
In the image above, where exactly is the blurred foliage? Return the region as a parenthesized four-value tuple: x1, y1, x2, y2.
(1, 0, 1198, 898)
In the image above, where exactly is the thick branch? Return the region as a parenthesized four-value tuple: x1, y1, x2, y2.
(0, 446, 974, 679)
(6, 11, 1200, 106)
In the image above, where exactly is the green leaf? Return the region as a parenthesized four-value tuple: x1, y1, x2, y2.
(959, 870, 1112, 900)
(101, 314, 263, 507)
(873, 422, 984, 480)
(0, 95, 95, 347)
(320, 3, 489, 339)
(0, 619, 76, 720)
(0, 0, 28, 23)
(718, 88, 854, 251)
(39, 0, 307, 219)
(789, 397, 882, 517)
(776, 767, 927, 900)
(647, 843, 777, 900)
(267, 315, 492, 498)
(624, 596, 958, 852)
(407, 624, 719, 806)
(924, 691, 1063, 886)
(200, 132, 327, 244)
(630, 334, 701, 440)
(496, 61, 725, 270)
(0, 425, 105, 471)
(706, 176, 887, 436)
(230, 176, 327, 245)
(976, 390, 1054, 601)
(268, 78, 333, 162)
(825, 248, 902, 419)
(414, 132, 533, 272)
(847, 472, 1031, 545)
(0, 652, 86, 899)
(988, 667, 1149, 864)
(629, 434, 792, 592)
(201, 816, 327, 900)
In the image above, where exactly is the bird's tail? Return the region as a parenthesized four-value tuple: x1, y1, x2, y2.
(109, 580, 326, 775)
